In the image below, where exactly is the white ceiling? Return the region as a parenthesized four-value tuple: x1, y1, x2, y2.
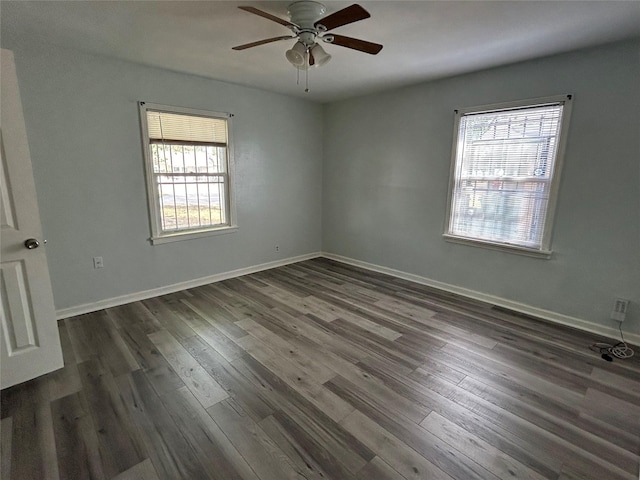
(2, 1, 640, 103)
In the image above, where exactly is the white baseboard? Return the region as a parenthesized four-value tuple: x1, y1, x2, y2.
(322, 252, 640, 346)
(56, 250, 639, 347)
(55, 252, 322, 320)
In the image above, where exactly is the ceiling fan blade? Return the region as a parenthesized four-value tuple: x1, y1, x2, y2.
(315, 4, 370, 32)
(232, 35, 295, 51)
(328, 34, 383, 55)
(238, 6, 297, 28)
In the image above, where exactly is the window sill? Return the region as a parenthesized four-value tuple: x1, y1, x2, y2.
(150, 226, 238, 245)
(443, 234, 552, 259)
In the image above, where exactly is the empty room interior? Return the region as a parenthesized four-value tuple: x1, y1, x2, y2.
(1, 1, 639, 479)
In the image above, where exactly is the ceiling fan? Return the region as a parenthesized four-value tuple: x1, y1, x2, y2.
(232, 1, 383, 71)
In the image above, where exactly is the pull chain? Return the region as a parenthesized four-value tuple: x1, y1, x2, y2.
(304, 48, 310, 93)
(293, 47, 310, 93)
(305, 67, 309, 93)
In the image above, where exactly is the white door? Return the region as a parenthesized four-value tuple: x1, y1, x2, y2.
(1, 48, 63, 389)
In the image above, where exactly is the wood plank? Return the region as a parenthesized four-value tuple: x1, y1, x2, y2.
(271, 403, 374, 475)
(116, 323, 184, 396)
(181, 295, 249, 340)
(261, 270, 411, 342)
(578, 388, 640, 435)
(265, 276, 411, 342)
(66, 314, 98, 363)
(236, 317, 337, 383)
(368, 360, 566, 479)
(326, 375, 501, 480)
(336, 311, 403, 341)
(10, 401, 59, 480)
(444, 351, 640, 458)
(229, 354, 298, 415)
(147, 329, 228, 408)
(1, 416, 12, 479)
(168, 299, 245, 362)
(445, 376, 636, 480)
(230, 352, 375, 473)
(142, 296, 197, 341)
(587, 367, 640, 404)
(46, 359, 82, 403)
(108, 303, 163, 335)
(57, 321, 77, 366)
(357, 456, 407, 480)
(77, 358, 147, 478)
(420, 411, 547, 480)
(317, 317, 423, 371)
(248, 308, 359, 375)
(458, 376, 639, 474)
(284, 268, 395, 304)
(434, 396, 562, 479)
(332, 364, 431, 424)
(180, 336, 275, 422)
(68, 310, 140, 376)
(557, 467, 587, 480)
(374, 296, 438, 320)
(299, 312, 413, 372)
(489, 333, 593, 374)
(222, 277, 310, 318)
(51, 392, 106, 480)
(250, 282, 337, 322)
(115, 370, 211, 480)
(235, 334, 355, 422)
(442, 339, 596, 395)
(207, 398, 311, 480)
(251, 271, 313, 298)
(340, 410, 454, 480)
(1, 373, 52, 422)
(111, 459, 160, 480)
(191, 284, 257, 322)
(440, 345, 586, 407)
(258, 415, 340, 480)
(281, 312, 369, 363)
(161, 387, 260, 480)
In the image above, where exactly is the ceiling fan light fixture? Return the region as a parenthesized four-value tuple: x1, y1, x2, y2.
(285, 41, 307, 67)
(310, 43, 331, 67)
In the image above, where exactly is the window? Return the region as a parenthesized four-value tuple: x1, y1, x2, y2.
(139, 103, 236, 244)
(444, 95, 572, 257)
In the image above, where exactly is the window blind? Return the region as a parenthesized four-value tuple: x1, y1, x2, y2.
(448, 103, 564, 249)
(146, 110, 227, 144)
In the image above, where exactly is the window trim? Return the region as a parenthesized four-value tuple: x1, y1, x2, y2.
(139, 102, 237, 244)
(443, 94, 573, 258)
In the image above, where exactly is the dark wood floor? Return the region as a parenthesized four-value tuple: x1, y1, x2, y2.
(1, 258, 639, 480)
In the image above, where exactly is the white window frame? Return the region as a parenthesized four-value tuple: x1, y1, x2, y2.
(139, 102, 237, 245)
(443, 95, 573, 258)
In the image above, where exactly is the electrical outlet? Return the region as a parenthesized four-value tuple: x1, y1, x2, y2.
(93, 256, 104, 269)
(611, 298, 629, 322)
(275, 245, 280, 252)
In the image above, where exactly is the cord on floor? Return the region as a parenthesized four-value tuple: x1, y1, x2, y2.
(589, 322, 635, 360)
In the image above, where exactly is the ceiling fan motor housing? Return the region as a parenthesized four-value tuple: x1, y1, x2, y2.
(287, 1, 326, 27)
(288, 1, 327, 45)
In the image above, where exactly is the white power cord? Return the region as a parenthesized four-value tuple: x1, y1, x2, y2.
(590, 323, 635, 360)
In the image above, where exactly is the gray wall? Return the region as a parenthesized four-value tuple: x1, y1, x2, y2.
(6, 39, 639, 335)
(323, 40, 640, 334)
(8, 45, 323, 311)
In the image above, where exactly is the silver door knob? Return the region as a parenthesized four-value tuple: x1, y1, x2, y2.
(24, 238, 40, 249)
